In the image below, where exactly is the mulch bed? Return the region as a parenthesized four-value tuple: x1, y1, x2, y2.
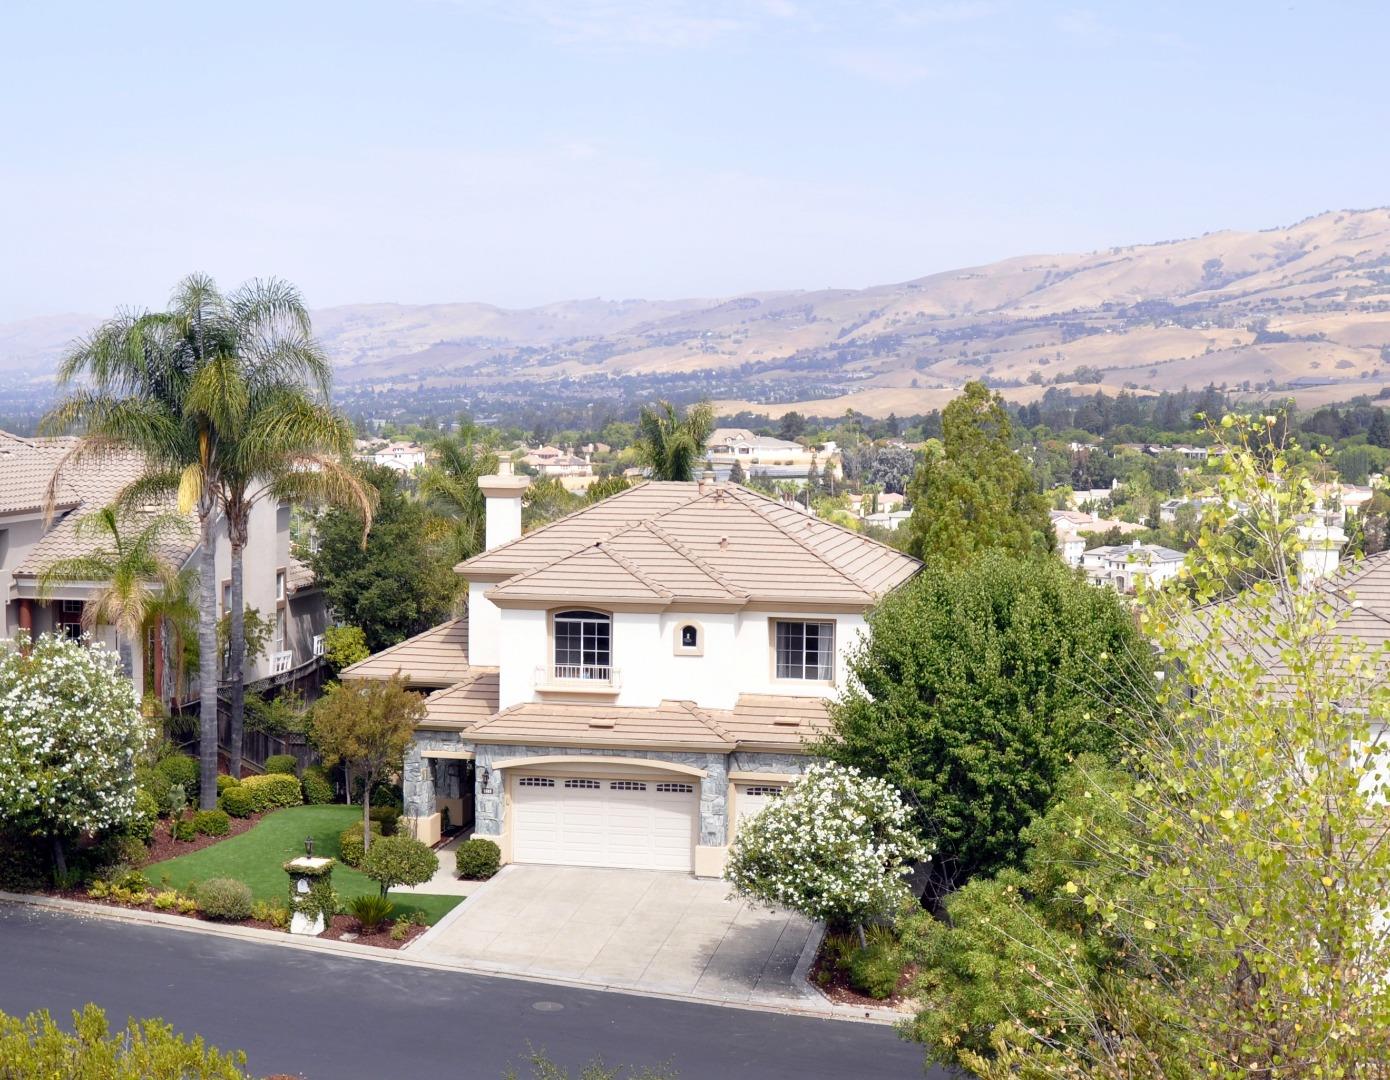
(808, 947, 917, 1011)
(319, 913, 428, 950)
(142, 811, 266, 865)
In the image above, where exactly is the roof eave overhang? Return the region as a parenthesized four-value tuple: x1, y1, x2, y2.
(466, 732, 736, 753)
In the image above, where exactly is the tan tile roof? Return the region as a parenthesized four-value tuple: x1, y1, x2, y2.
(420, 668, 500, 729)
(340, 618, 471, 687)
(466, 698, 736, 751)
(11, 448, 194, 576)
(0, 431, 79, 516)
(475, 481, 920, 609)
(709, 694, 831, 751)
(286, 554, 316, 595)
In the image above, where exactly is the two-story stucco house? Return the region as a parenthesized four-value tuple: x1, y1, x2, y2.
(0, 429, 328, 700)
(344, 463, 920, 877)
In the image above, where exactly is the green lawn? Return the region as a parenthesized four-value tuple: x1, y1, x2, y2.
(145, 805, 461, 925)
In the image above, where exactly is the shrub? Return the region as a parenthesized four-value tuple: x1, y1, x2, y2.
(151, 889, 196, 914)
(301, 765, 335, 805)
(0, 1003, 250, 1075)
(215, 774, 240, 795)
(362, 835, 438, 897)
(239, 773, 303, 812)
(126, 789, 159, 844)
(727, 763, 928, 929)
(250, 898, 290, 930)
(196, 878, 253, 922)
(849, 940, 903, 1000)
(337, 821, 383, 869)
(455, 838, 501, 881)
(172, 818, 197, 842)
(154, 754, 199, 801)
(0, 831, 47, 891)
(219, 786, 255, 818)
(85, 834, 149, 877)
(389, 918, 410, 942)
(192, 809, 230, 837)
(368, 804, 400, 837)
(348, 893, 396, 932)
(263, 754, 297, 776)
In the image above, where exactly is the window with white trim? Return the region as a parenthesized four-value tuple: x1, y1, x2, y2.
(553, 610, 611, 680)
(774, 620, 834, 681)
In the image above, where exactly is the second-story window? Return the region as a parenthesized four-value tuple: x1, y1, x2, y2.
(553, 610, 611, 680)
(774, 620, 834, 681)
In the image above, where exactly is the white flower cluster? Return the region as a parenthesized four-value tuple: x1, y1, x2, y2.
(0, 633, 144, 837)
(725, 762, 929, 925)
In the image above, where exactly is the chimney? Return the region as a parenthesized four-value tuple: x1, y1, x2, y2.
(698, 468, 716, 495)
(479, 458, 530, 550)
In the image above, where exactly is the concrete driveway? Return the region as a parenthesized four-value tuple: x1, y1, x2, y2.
(412, 865, 821, 1007)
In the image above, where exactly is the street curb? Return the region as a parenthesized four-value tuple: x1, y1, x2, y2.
(0, 890, 902, 1026)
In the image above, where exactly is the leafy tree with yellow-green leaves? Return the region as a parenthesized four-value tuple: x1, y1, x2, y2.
(903, 381, 1052, 563)
(919, 414, 1390, 1078)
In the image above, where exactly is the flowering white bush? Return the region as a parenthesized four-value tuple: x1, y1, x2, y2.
(0, 634, 144, 854)
(725, 762, 928, 927)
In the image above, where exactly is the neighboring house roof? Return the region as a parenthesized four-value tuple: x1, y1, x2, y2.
(340, 618, 471, 687)
(286, 554, 316, 595)
(465, 481, 921, 608)
(11, 449, 195, 578)
(1085, 543, 1185, 564)
(0, 431, 79, 516)
(706, 428, 803, 453)
(420, 668, 501, 729)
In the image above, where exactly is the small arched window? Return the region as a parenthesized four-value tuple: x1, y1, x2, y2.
(674, 621, 704, 656)
(681, 625, 698, 649)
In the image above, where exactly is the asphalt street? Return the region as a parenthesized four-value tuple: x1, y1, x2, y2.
(0, 903, 944, 1080)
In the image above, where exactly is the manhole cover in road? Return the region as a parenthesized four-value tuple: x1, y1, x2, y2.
(531, 1001, 564, 1013)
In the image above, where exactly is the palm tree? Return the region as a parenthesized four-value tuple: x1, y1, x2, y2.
(36, 506, 192, 702)
(633, 400, 716, 482)
(214, 284, 373, 776)
(42, 275, 363, 802)
(418, 434, 498, 564)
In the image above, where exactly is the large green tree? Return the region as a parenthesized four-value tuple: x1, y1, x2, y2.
(814, 550, 1152, 904)
(308, 466, 457, 653)
(633, 400, 714, 482)
(903, 381, 1052, 562)
(418, 434, 498, 565)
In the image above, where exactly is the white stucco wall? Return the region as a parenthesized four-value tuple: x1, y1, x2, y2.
(0, 513, 46, 637)
(494, 603, 867, 711)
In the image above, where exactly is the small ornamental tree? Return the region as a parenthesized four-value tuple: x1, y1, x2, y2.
(361, 834, 439, 898)
(308, 675, 423, 855)
(724, 763, 927, 936)
(0, 633, 144, 875)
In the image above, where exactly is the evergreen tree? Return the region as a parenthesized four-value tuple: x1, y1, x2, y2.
(1368, 407, 1390, 449)
(728, 458, 746, 485)
(903, 382, 1053, 563)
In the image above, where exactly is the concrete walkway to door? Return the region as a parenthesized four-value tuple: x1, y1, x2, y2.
(412, 865, 822, 1008)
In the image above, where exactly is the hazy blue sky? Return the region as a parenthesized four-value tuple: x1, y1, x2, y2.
(3, 1, 1387, 320)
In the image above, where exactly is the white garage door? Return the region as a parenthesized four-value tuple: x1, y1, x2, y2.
(512, 774, 697, 871)
(735, 783, 786, 832)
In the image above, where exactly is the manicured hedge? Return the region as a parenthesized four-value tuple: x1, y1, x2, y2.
(263, 754, 297, 776)
(338, 821, 384, 869)
(219, 786, 255, 819)
(455, 838, 501, 881)
(301, 766, 335, 805)
(154, 754, 199, 800)
(196, 877, 253, 921)
(192, 809, 230, 837)
(216, 774, 241, 795)
(368, 804, 400, 837)
(239, 773, 303, 812)
(128, 789, 160, 844)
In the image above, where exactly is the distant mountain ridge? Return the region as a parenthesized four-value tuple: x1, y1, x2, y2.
(7, 208, 1390, 417)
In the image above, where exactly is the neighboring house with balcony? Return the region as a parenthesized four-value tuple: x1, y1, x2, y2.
(1082, 540, 1186, 593)
(0, 429, 328, 701)
(344, 462, 921, 876)
(355, 439, 428, 473)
